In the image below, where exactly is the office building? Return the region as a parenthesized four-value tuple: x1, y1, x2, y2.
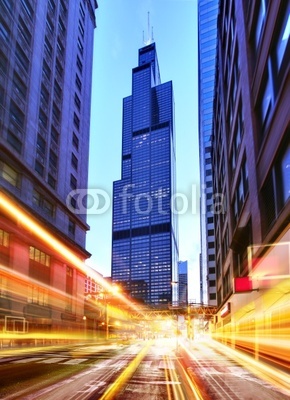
(198, 0, 219, 305)
(0, 0, 98, 336)
(212, 0, 289, 347)
(111, 42, 179, 306)
(178, 260, 188, 304)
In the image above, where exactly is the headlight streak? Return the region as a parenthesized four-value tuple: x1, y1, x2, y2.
(175, 357, 206, 400)
(98, 341, 151, 400)
(179, 339, 290, 397)
(165, 354, 186, 400)
(163, 354, 173, 400)
(207, 339, 290, 394)
(0, 190, 148, 323)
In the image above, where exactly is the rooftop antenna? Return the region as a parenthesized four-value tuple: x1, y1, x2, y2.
(143, 11, 153, 45)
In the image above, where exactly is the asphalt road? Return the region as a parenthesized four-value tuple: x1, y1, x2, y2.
(0, 339, 289, 399)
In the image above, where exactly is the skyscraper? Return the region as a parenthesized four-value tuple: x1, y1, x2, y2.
(198, 0, 219, 306)
(111, 42, 178, 306)
(0, 0, 97, 334)
(178, 260, 188, 304)
(212, 0, 289, 331)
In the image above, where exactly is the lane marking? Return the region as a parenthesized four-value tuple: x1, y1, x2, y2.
(62, 358, 88, 365)
(11, 357, 45, 363)
(37, 357, 69, 364)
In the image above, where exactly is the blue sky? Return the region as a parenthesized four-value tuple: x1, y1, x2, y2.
(86, 0, 200, 301)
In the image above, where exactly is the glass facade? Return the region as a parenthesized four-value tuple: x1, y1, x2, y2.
(112, 43, 178, 305)
(198, 0, 219, 305)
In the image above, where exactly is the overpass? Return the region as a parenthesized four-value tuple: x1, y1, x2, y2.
(128, 303, 217, 320)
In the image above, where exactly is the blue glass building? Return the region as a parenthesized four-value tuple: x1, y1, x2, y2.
(198, 0, 219, 306)
(111, 42, 178, 305)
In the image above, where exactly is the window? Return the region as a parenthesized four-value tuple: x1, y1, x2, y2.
(43, 198, 54, 217)
(58, 17, 65, 36)
(233, 159, 249, 222)
(48, 174, 56, 189)
(37, 134, 46, 154)
(43, 60, 51, 81)
(44, 35, 52, 57)
(28, 286, 48, 306)
(15, 43, 29, 71)
(0, 17, 10, 42)
(260, 62, 274, 127)
(49, 149, 57, 168)
(46, 16, 54, 35)
(74, 93, 81, 110)
(78, 20, 84, 38)
(0, 50, 8, 74)
(40, 84, 49, 105)
(21, 0, 34, 21)
(71, 153, 78, 170)
(1, 0, 13, 14)
(70, 174, 77, 189)
(72, 132, 79, 150)
(0, 162, 20, 187)
(55, 58, 63, 78)
(35, 160, 44, 176)
(7, 131, 22, 153)
(0, 229, 9, 247)
(29, 246, 50, 284)
(39, 108, 48, 128)
(68, 219, 75, 235)
(79, 2, 85, 21)
(13, 72, 27, 100)
(32, 190, 54, 217)
(75, 74, 82, 92)
(57, 38, 64, 55)
(10, 101, 24, 128)
(280, 142, 290, 204)
(52, 103, 60, 122)
(254, 0, 267, 50)
(48, 0, 55, 15)
(54, 79, 62, 100)
(29, 246, 50, 266)
(275, 6, 290, 70)
(66, 266, 73, 295)
(76, 55, 83, 74)
(51, 125, 59, 144)
(73, 112, 80, 130)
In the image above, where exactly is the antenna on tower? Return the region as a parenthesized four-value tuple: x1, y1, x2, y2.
(143, 11, 153, 45)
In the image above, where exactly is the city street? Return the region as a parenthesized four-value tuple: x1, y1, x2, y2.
(0, 338, 289, 399)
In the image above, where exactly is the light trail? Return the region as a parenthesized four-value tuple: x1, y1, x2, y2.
(98, 341, 151, 400)
(0, 190, 148, 317)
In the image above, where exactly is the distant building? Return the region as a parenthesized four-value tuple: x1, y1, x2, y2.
(0, 0, 98, 337)
(212, 0, 289, 334)
(111, 42, 179, 305)
(198, 0, 219, 306)
(178, 261, 188, 304)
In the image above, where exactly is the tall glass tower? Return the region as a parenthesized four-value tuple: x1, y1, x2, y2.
(111, 42, 178, 306)
(198, 0, 219, 306)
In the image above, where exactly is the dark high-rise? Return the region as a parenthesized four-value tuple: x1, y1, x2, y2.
(111, 42, 178, 306)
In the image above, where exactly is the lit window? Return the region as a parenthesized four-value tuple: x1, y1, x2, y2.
(0, 229, 9, 247)
(1, 162, 19, 187)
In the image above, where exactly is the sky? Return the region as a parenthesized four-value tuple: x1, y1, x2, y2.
(86, 0, 200, 302)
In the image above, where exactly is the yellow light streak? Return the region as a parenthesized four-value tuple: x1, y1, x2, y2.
(0, 190, 146, 316)
(98, 341, 151, 400)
